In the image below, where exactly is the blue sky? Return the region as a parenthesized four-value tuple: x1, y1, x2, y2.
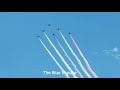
(1, 12, 120, 78)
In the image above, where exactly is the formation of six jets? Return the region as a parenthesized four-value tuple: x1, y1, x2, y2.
(37, 24, 71, 37)
(37, 24, 98, 78)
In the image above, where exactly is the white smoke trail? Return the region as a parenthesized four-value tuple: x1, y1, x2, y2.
(43, 32, 78, 78)
(69, 34, 98, 78)
(54, 35, 84, 78)
(58, 30, 92, 78)
(38, 37, 69, 78)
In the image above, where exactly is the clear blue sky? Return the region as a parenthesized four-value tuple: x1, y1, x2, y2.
(1, 12, 120, 78)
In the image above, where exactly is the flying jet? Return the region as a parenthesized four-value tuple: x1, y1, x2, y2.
(42, 30, 45, 32)
(37, 36, 40, 37)
(52, 33, 55, 36)
(57, 28, 60, 30)
(48, 24, 51, 26)
(68, 32, 71, 34)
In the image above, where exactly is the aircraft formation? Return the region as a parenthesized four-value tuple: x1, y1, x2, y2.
(37, 24, 98, 78)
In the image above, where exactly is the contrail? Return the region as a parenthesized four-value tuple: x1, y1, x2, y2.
(53, 34, 84, 78)
(58, 30, 92, 78)
(38, 37, 69, 78)
(69, 34, 98, 78)
(43, 32, 78, 78)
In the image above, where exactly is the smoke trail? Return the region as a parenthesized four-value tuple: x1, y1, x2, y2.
(58, 30, 92, 78)
(43, 32, 78, 78)
(53, 35, 84, 78)
(38, 37, 69, 78)
(69, 34, 98, 78)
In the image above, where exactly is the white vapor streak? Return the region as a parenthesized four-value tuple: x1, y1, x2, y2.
(59, 30, 92, 78)
(38, 38, 69, 78)
(43, 32, 77, 78)
(69, 34, 98, 78)
(54, 36, 84, 78)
